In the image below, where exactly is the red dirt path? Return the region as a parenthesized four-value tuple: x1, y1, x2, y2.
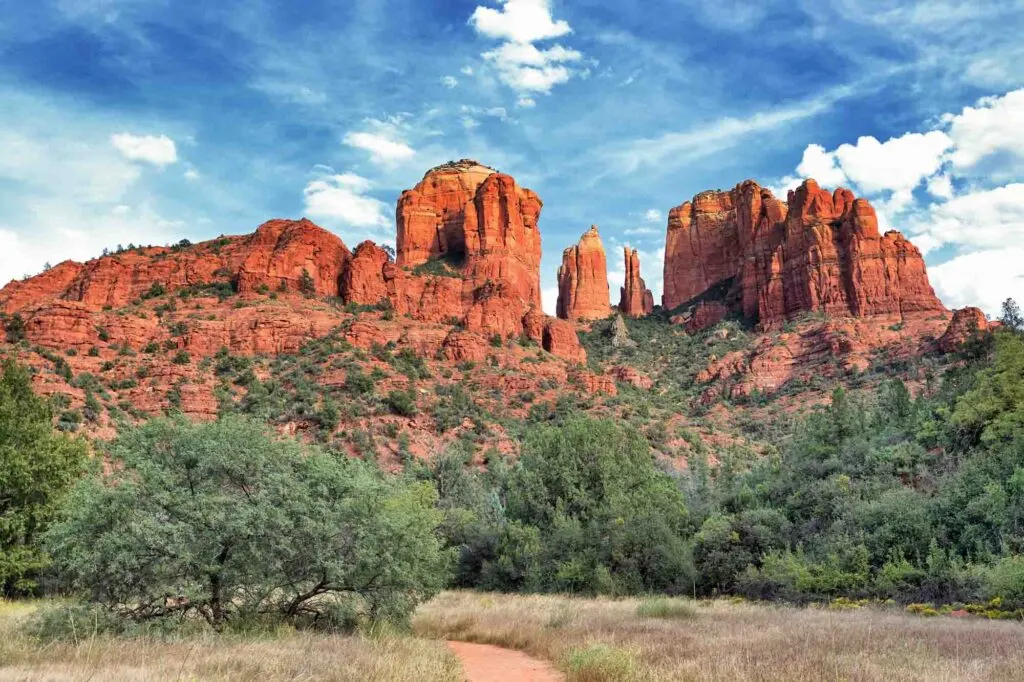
(446, 641, 564, 682)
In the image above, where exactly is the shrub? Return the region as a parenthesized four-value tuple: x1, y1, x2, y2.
(4, 313, 25, 343)
(141, 282, 166, 299)
(171, 350, 191, 365)
(345, 366, 375, 396)
(387, 389, 418, 417)
(45, 416, 451, 632)
(986, 555, 1024, 608)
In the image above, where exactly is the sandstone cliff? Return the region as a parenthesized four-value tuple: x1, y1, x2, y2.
(556, 226, 611, 321)
(618, 247, 654, 318)
(662, 179, 945, 327)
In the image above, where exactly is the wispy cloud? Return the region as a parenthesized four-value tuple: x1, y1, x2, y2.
(595, 84, 856, 176)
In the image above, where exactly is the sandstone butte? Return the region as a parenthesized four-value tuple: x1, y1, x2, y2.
(662, 179, 946, 328)
(618, 247, 654, 318)
(556, 225, 612, 321)
(0, 160, 585, 365)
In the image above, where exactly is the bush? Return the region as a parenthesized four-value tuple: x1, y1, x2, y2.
(4, 313, 25, 343)
(171, 350, 191, 365)
(387, 389, 418, 417)
(45, 416, 451, 632)
(986, 555, 1024, 608)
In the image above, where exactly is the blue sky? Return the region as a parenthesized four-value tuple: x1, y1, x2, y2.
(1, 0, 1023, 316)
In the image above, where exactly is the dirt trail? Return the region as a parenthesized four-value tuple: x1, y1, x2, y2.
(446, 641, 565, 682)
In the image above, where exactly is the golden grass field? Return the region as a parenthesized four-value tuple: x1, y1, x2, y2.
(2, 593, 1024, 681)
(414, 591, 1024, 682)
(0, 600, 461, 682)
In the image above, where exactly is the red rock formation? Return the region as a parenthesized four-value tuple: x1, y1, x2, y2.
(938, 307, 989, 353)
(671, 301, 729, 333)
(662, 179, 945, 327)
(556, 226, 611, 321)
(0, 261, 83, 314)
(396, 160, 542, 309)
(237, 219, 350, 297)
(606, 365, 653, 390)
(522, 309, 586, 363)
(394, 160, 580, 358)
(342, 241, 392, 307)
(578, 371, 617, 396)
(618, 248, 654, 318)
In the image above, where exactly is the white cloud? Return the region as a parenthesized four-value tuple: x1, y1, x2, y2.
(778, 132, 953, 213)
(927, 174, 953, 199)
(441, 76, 459, 89)
(469, 0, 583, 96)
(469, 0, 572, 44)
(516, 96, 536, 108)
(796, 143, 849, 188)
(644, 209, 662, 222)
(184, 167, 200, 182)
(832, 132, 953, 196)
(930, 249, 1024, 316)
(302, 172, 391, 243)
(481, 41, 582, 94)
(343, 131, 415, 165)
(460, 66, 475, 76)
(944, 89, 1024, 168)
(110, 133, 178, 166)
(910, 183, 1024, 254)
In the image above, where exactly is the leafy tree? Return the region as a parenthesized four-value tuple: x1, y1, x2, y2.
(45, 416, 450, 631)
(1000, 298, 1022, 332)
(499, 418, 694, 594)
(0, 359, 88, 595)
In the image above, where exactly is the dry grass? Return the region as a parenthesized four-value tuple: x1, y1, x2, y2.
(0, 600, 461, 681)
(413, 591, 1024, 682)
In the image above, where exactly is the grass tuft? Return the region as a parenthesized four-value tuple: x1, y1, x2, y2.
(635, 597, 698, 620)
(565, 644, 645, 682)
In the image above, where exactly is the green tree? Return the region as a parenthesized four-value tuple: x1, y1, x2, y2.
(45, 416, 450, 631)
(0, 359, 88, 595)
(500, 418, 693, 594)
(1000, 298, 1022, 332)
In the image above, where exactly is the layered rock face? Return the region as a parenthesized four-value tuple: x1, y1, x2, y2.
(556, 226, 611, 321)
(618, 248, 654, 318)
(396, 159, 542, 308)
(387, 160, 580, 355)
(662, 179, 945, 327)
(237, 219, 351, 296)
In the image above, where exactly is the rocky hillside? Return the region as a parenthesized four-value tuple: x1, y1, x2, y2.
(0, 161, 987, 464)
